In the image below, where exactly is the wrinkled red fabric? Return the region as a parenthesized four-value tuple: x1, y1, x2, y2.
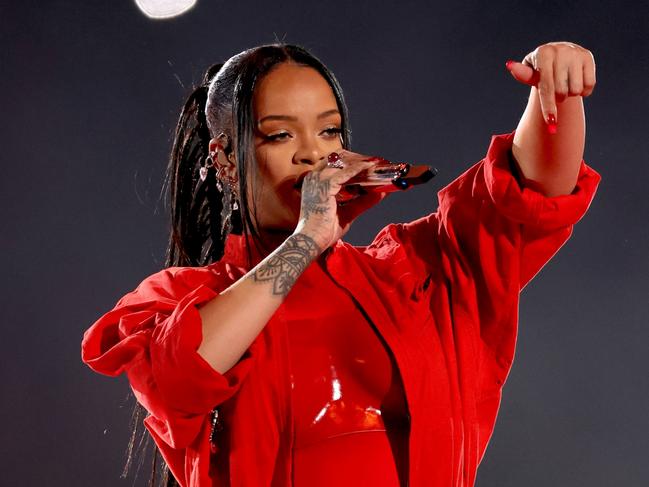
(81, 132, 600, 487)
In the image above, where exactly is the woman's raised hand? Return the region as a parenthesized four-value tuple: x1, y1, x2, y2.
(293, 150, 386, 252)
(506, 41, 596, 133)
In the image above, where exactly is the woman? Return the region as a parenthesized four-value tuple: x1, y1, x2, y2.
(81, 43, 600, 486)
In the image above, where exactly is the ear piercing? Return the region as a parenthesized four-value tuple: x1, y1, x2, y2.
(200, 155, 214, 182)
(200, 153, 231, 185)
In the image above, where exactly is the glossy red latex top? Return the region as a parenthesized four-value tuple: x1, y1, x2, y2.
(285, 257, 410, 485)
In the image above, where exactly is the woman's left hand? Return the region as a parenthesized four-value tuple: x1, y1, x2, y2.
(506, 42, 596, 131)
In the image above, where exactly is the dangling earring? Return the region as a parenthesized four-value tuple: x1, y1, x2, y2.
(200, 155, 214, 182)
(220, 179, 236, 240)
(214, 164, 224, 192)
(232, 187, 239, 211)
(215, 161, 239, 209)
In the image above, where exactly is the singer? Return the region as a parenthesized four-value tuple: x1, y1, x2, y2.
(81, 43, 600, 487)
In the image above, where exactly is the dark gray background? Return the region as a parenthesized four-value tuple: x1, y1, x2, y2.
(2, 0, 648, 485)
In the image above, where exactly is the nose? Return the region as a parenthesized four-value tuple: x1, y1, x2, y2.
(292, 135, 326, 166)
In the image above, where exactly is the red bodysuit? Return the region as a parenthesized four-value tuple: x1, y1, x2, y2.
(286, 257, 409, 486)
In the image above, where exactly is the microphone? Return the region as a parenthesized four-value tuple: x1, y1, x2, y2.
(333, 155, 438, 203)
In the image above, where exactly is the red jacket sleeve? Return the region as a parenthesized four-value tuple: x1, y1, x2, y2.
(396, 130, 600, 288)
(375, 130, 600, 383)
(81, 265, 254, 450)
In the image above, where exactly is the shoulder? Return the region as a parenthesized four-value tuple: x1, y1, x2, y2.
(338, 219, 440, 274)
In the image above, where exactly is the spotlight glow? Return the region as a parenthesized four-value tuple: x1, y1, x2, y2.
(134, 0, 197, 19)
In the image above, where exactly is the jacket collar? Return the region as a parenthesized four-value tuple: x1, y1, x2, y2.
(220, 232, 267, 270)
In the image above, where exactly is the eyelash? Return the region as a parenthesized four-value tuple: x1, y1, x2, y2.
(265, 127, 342, 142)
(322, 127, 343, 137)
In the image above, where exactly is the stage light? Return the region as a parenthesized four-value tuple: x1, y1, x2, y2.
(134, 0, 197, 19)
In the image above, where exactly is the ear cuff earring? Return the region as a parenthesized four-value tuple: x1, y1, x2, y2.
(199, 141, 228, 183)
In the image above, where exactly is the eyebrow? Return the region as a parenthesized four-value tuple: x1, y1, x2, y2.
(257, 109, 341, 125)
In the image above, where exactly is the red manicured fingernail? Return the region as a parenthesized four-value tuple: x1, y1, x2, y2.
(505, 60, 515, 70)
(547, 114, 557, 134)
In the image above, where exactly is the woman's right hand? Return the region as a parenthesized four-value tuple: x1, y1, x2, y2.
(293, 151, 387, 251)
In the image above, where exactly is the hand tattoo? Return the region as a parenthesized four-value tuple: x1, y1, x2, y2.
(301, 172, 330, 219)
(252, 234, 321, 296)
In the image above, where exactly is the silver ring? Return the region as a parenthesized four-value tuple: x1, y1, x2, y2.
(327, 159, 344, 169)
